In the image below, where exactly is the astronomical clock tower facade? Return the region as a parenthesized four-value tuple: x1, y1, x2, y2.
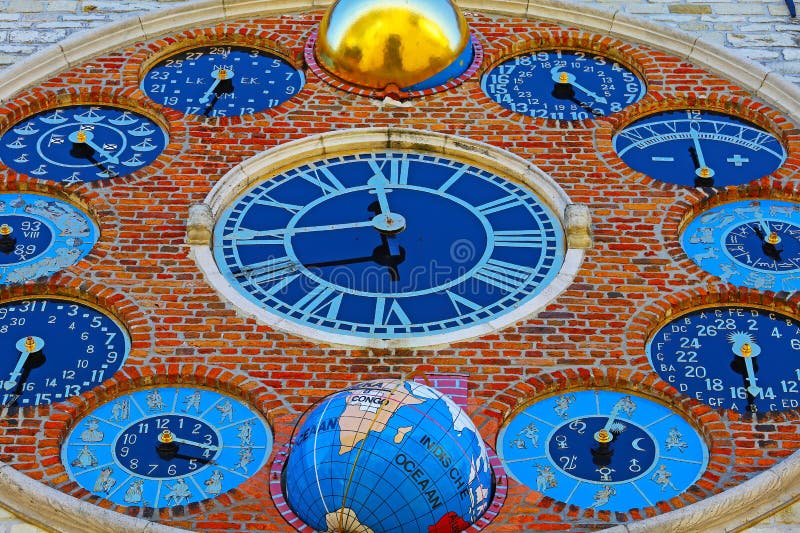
(0, 0, 798, 532)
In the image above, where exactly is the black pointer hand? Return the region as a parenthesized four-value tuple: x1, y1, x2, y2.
(203, 79, 235, 116)
(305, 240, 406, 275)
(172, 452, 215, 465)
(68, 146, 116, 176)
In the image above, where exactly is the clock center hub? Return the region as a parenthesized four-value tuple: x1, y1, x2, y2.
(371, 212, 406, 234)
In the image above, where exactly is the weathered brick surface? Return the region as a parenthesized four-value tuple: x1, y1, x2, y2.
(0, 6, 798, 533)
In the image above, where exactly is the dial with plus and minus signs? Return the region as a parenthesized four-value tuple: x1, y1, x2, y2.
(141, 45, 305, 118)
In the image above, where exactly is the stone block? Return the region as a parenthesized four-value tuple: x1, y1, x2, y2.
(669, 4, 713, 15)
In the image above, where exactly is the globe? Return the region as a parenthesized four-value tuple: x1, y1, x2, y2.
(283, 379, 494, 533)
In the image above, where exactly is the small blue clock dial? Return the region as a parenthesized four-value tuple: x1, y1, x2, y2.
(62, 387, 272, 508)
(142, 45, 305, 117)
(0, 105, 168, 184)
(498, 390, 708, 512)
(0, 193, 98, 284)
(482, 50, 646, 121)
(213, 151, 565, 343)
(648, 306, 800, 413)
(0, 297, 130, 408)
(614, 110, 786, 187)
(682, 200, 800, 292)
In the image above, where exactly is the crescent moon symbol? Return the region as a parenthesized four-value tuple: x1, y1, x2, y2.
(632, 438, 646, 451)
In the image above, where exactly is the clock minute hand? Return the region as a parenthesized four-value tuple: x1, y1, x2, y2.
(230, 220, 376, 241)
(367, 175, 393, 216)
(689, 126, 715, 180)
(170, 436, 220, 452)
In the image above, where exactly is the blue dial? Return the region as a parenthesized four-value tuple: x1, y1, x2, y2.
(482, 50, 646, 120)
(213, 151, 565, 342)
(0, 105, 167, 183)
(648, 306, 800, 413)
(498, 390, 708, 511)
(614, 110, 786, 187)
(0, 297, 130, 408)
(0, 193, 98, 284)
(682, 200, 800, 292)
(142, 45, 305, 117)
(62, 386, 272, 508)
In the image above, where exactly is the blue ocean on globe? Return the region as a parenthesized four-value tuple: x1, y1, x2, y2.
(284, 379, 493, 533)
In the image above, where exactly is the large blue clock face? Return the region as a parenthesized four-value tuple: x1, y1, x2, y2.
(613, 110, 786, 187)
(0, 193, 98, 284)
(648, 306, 800, 413)
(142, 45, 305, 117)
(0, 105, 168, 184)
(213, 151, 565, 342)
(682, 200, 800, 292)
(481, 50, 646, 121)
(498, 390, 708, 512)
(0, 297, 130, 408)
(62, 387, 272, 508)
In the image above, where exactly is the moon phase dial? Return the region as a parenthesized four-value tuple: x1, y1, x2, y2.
(62, 386, 272, 508)
(498, 390, 708, 512)
(0, 105, 168, 184)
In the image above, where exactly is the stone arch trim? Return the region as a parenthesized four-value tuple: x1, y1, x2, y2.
(0, 1, 795, 532)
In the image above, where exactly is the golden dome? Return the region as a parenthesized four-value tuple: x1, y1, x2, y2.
(315, 0, 472, 92)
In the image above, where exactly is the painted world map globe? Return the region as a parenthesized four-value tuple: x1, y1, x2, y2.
(283, 379, 494, 532)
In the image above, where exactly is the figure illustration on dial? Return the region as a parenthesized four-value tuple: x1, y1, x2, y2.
(142, 45, 305, 117)
(0, 298, 130, 409)
(0, 105, 168, 183)
(614, 110, 786, 187)
(62, 387, 271, 508)
(648, 306, 800, 413)
(498, 390, 708, 511)
(0, 193, 98, 284)
(682, 200, 800, 292)
(213, 151, 565, 344)
(482, 50, 646, 120)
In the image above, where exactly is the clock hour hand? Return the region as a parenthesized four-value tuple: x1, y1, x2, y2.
(169, 436, 220, 452)
(68, 130, 119, 164)
(550, 68, 608, 104)
(198, 67, 234, 105)
(727, 332, 763, 397)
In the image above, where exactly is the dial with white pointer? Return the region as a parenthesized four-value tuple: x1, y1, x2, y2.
(212, 151, 565, 346)
(481, 50, 646, 121)
(61, 386, 272, 508)
(0, 105, 168, 184)
(142, 45, 305, 117)
(498, 390, 707, 511)
(682, 200, 800, 293)
(0, 297, 130, 408)
(647, 306, 800, 413)
(613, 110, 786, 187)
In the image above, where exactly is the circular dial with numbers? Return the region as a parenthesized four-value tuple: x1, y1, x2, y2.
(213, 151, 565, 346)
(0, 105, 168, 184)
(498, 390, 708, 511)
(0, 297, 129, 409)
(481, 50, 646, 121)
(682, 200, 800, 293)
(648, 306, 800, 413)
(142, 45, 305, 118)
(0, 192, 98, 284)
(613, 110, 787, 187)
(62, 386, 272, 508)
